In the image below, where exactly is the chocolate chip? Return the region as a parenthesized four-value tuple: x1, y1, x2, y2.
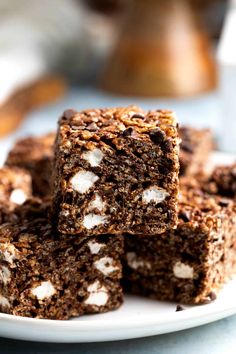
(179, 210, 191, 222)
(219, 198, 230, 207)
(132, 113, 145, 119)
(202, 291, 217, 304)
(176, 304, 185, 312)
(158, 165, 170, 175)
(162, 139, 173, 152)
(62, 109, 76, 120)
(201, 207, 212, 213)
(208, 291, 217, 301)
(122, 127, 133, 137)
(149, 129, 165, 144)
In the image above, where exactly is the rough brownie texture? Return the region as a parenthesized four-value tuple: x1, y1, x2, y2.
(0, 202, 123, 319)
(123, 180, 236, 304)
(179, 126, 213, 176)
(12, 197, 52, 223)
(53, 106, 180, 236)
(206, 164, 236, 198)
(0, 167, 32, 224)
(5, 133, 55, 197)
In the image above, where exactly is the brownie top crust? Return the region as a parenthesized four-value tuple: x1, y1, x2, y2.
(179, 126, 212, 153)
(208, 164, 236, 198)
(178, 126, 213, 176)
(59, 106, 177, 141)
(0, 166, 32, 208)
(0, 219, 52, 245)
(13, 197, 52, 221)
(6, 133, 55, 163)
(0, 166, 31, 197)
(179, 177, 235, 228)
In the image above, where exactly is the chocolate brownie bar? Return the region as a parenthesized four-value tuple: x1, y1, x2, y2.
(53, 106, 179, 236)
(123, 180, 236, 304)
(0, 167, 32, 223)
(179, 126, 213, 176)
(206, 164, 236, 198)
(5, 133, 55, 197)
(0, 202, 123, 319)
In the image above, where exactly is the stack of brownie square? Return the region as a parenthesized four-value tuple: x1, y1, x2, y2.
(0, 127, 124, 320)
(0, 106, 180, 319)
(51, 106, 180, 314)
(6, 133, 55, 197)
(0, 105, 236, 320)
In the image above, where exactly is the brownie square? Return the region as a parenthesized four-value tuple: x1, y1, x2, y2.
(5, 133, 55, 197)
(0, 201, 123, 319)
(0, 166, 32, 223)
(53, 106, 180, 236)
(179, 126, 213, 176)
(123, 180, 236, 304)
(206, 164, 236, 198)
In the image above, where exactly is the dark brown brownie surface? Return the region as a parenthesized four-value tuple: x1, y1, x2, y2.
(206, 164, 236, 198)
(53, 106, 179, 236)
(123, 180, 236, 304)
(0, 210, 123, 319)
(5, 133, 55, 197)
(179, 126, 213, 176)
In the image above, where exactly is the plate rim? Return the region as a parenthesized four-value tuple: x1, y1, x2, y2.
(0, 298, 236, 329)
(0, 291, 236, 343)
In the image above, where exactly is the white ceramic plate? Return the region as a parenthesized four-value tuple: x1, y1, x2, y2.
(0, 151, 235, 343)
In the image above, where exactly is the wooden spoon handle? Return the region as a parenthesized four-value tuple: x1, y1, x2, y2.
(0, 76, 67, 137)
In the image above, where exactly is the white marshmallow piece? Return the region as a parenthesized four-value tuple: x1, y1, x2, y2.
(83, 213, 107, 230)
(9, 189, 27, 205)
(84, 280, 108, 306)
(142, 186, 169, 204)
(70, 171, 98, 194)
(31, 281, 56, 300)
(0, 266, 11, 285)
(82, 148, 104, 167)
(173, 261, 194, 279)
(126, 252, 151, 270)
(88, 194, 104, 212)
(0, 295, 10, 309)
(94, 256, 119, 275)
(88, 241, 105, 254)
(0, 244, 17, 265)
